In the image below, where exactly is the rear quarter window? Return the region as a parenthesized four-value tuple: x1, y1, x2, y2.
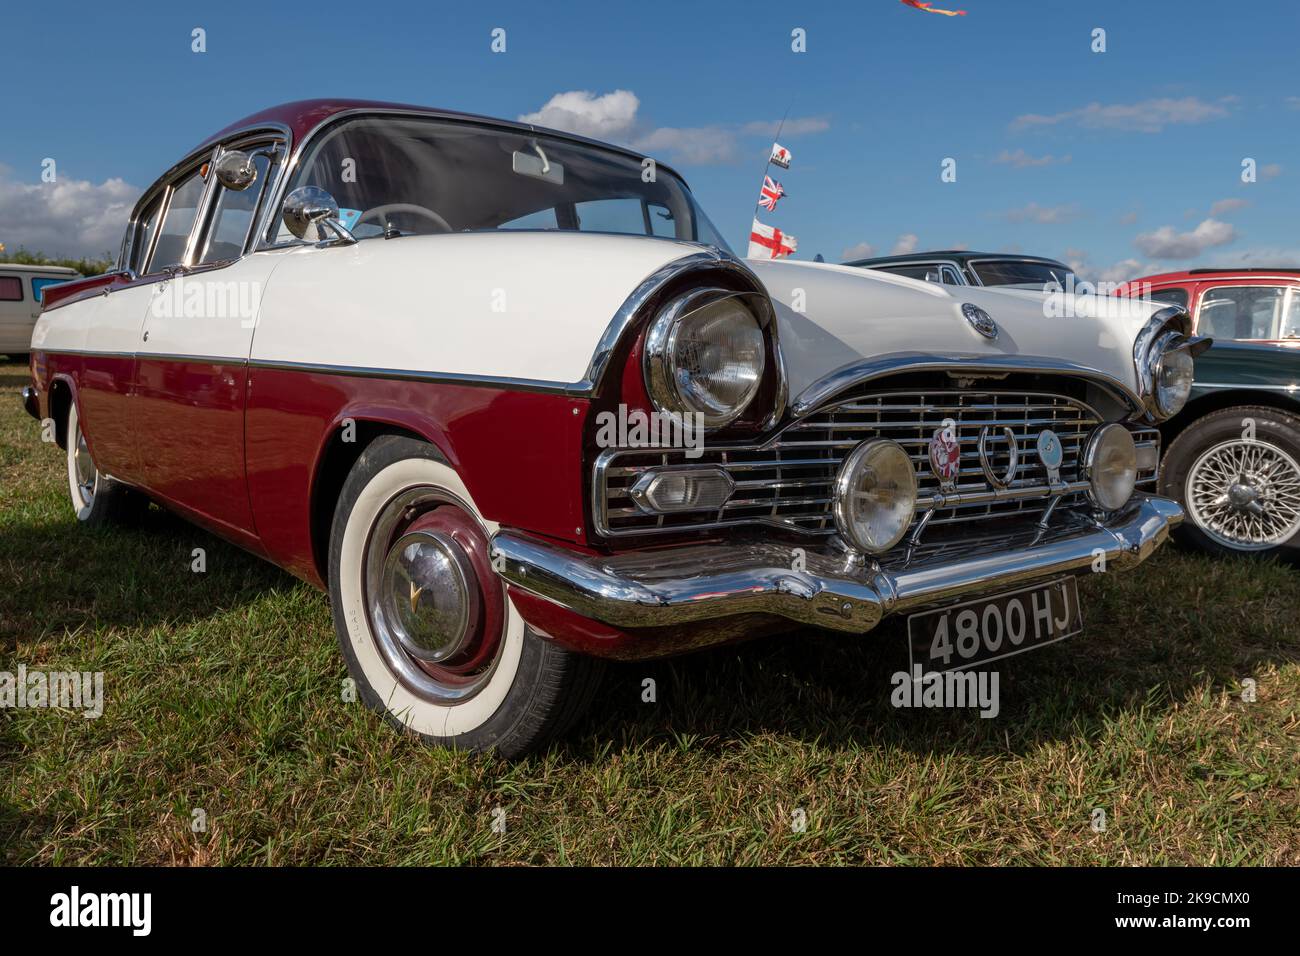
(1146, 287, 1189, 309)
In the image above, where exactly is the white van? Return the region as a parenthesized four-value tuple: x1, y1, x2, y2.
(1, 264, 81, 357)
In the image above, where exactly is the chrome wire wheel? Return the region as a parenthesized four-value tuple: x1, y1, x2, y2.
(361, 485, 505, 705)
(1185, 438, 1300, 551)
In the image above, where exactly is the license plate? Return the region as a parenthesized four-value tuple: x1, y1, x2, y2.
(907, 577, 1083, 674)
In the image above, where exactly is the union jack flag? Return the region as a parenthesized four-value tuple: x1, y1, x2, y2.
(758, 176, 786, 212)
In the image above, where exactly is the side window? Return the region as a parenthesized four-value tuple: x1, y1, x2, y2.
(575, 198, 649, 235)
(1197, 286, 1288, 340)
(32, 277, 74, 302)
(197, 152, 272, 264)
(940, 266, 964, 285)
(129, 194, 164, 274)
(1283, 288, 1300, 340)
(499, 207, 558, 230)
(145, 168, 207, 274)
(647, 202, 677, 238)
(1147, 287, 1188, 309)
(0, 276, 23, 301)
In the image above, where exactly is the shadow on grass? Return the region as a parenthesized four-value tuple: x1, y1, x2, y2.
(553, 547, 1300, 762)
(3, 473, 1296, 767)
(0, 503, 302, 648)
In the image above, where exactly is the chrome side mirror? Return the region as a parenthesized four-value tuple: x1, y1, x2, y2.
(282, 186, 356, 245)
(214, 150, 257, 191)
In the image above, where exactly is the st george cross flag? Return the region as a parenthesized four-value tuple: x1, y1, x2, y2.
(748, 219, 797, 259)
(769, 143, 792, 169)
(758, 176, 786, 211)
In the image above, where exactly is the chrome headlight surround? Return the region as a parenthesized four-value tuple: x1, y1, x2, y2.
(1133, 305, 1211, 421)
(643, 287, 772, 429)
(832, 439, 919, 554)
(1083, 424, 1138, 511)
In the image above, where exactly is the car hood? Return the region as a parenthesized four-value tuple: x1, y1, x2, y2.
(747, 258, 1168, 404)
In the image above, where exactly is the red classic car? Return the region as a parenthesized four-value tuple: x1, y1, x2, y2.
(21, 101, 1197, 755)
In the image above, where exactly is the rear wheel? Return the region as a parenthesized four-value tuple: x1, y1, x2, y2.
(65, 401, 146, 525)
(1161, 405, 1300, 559)
(328, 435, 602, 757)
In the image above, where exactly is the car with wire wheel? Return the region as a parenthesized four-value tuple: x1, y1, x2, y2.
(1116, 269, 1300, 559)
(22, 100, 1203, 756)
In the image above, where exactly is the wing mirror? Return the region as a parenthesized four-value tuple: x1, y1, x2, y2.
(282, 186, 356, 245)
(213, 150, 258, 191)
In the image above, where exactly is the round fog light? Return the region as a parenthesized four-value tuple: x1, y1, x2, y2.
(833, 439, 918, 554)
(1084, 424, 1137, 511)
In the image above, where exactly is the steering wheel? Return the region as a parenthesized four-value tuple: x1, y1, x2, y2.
(356, 203, 453, 235)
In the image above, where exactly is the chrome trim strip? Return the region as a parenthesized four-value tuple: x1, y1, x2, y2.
(790, 353, 1145, 418)
(1194, 382, 1300, 392)
(245, 357, 579, 394)
(492, 494, 1184, 634)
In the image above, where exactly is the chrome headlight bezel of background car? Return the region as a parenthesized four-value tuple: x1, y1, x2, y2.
(643, 287, 772, 429)
(1133, 305, 1211, 421)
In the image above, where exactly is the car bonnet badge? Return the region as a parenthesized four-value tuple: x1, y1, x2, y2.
(1036, 429, 1064, 485)
(928, 419, 962, 492)
(961, 303, 998, 340)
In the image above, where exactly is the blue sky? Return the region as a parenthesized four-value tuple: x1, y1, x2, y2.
(1, 0, 1296, 280)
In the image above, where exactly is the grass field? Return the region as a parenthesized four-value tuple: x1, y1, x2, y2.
(1, 357, 1297, 865)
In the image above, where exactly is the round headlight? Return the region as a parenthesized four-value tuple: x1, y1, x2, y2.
(833, 439, 918, 554)
(1084, 424, 1137, 511)
(1154, 337, 1195, 417)
(645, 292, 766, 428)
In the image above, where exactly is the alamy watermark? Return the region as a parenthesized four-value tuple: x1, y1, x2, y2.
(149, 276, 261, 326)
(890, 665, 1000, 718)
(594, 404, 704, 458)
(0, 665, 104, 718)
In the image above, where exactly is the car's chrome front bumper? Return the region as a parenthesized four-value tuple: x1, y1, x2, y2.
(490, 495, 1183, 635)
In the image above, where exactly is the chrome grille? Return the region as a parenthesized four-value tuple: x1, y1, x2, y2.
(596, 388, 1159, 539)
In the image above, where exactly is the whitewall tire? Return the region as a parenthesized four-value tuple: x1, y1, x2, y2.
(328, 435, 602, 756)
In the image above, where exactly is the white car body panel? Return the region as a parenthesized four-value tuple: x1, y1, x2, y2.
(746, 258, 1162, 402)
(249, 232, 700, 384)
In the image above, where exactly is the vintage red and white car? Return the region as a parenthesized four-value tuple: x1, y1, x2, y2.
(23, 101, 1204, 755)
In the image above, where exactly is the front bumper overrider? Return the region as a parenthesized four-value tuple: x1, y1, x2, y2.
(491, 494, 1183, 636)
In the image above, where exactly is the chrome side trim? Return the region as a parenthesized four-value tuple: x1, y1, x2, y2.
(1193, 382, 1300, 392)
(245, 357, 580, 394)
(790, 353, 1145, 418)
(492, 494, 1184, 634)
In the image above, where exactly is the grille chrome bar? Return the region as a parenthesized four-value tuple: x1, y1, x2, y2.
(595, 388, 1159, 540)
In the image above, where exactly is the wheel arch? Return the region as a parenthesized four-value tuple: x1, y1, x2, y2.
(1161, 389, 1300, 447)
(307, 407, 461, 587)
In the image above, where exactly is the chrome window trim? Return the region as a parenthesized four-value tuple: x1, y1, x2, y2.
(1193, 283, 1293, 340)
(964, 256, 1074, 288)
(856, 258, 969, 284)
(191, 139, 286, 268)
(255, 108, 695, 253)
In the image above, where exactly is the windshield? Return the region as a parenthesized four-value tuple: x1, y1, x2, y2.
(970, 259, 1077, 289)
(275, 115, 729, 250)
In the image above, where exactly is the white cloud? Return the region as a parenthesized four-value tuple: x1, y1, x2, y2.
(1118, 210, 1139, 225)
(1285, 96, 1300, 110)
(0, 165, 137, 259)
(1003, 202, 1080, 224)
(1133, 218, 1237, 259)
(841, 241, 875, 260)
(1208, 197, 1250, 217)
(632, 126, 738, 165)
(891, 233, 919, 255)
(1261, 163, 1283, 180)
(1064, 248, 1149, 286)
(1011, 96, 1231, 133)
(518, 89, 640, 140)
(993, 149, 1070, 168)
(520, 91, 829, 167)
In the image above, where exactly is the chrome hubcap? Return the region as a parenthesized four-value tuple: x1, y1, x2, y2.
(362, 487, 502, 704)
(1186, 439, 1300, 550)
(378, 531, 479, 663)
(74, 427, 96, 503)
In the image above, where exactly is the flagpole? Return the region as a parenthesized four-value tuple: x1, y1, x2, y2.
(751, 102, 792, 222)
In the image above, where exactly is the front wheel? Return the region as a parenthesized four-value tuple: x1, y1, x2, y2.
(328, 435, 602, 757)
(1160, 405, 1300, 560)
